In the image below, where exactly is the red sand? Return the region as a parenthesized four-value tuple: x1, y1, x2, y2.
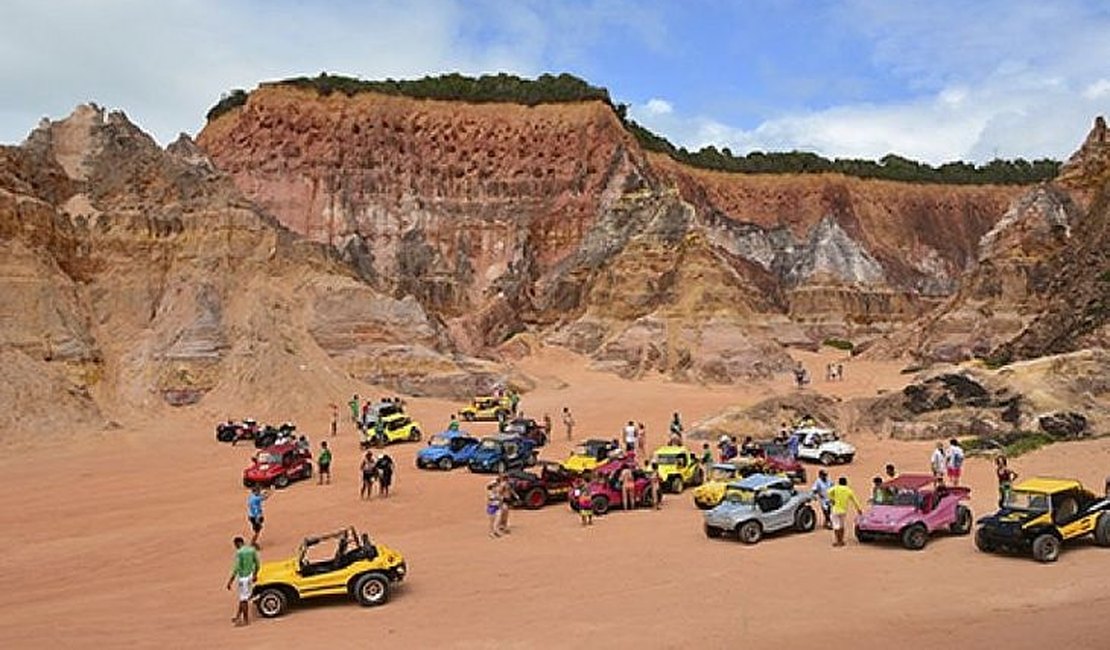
(1, 349, 1108, 649)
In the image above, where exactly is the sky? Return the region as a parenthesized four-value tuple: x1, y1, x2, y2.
(2, 0, 1109, 163)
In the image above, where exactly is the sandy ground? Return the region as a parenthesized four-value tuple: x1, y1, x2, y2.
(1, 348, 1108, 649)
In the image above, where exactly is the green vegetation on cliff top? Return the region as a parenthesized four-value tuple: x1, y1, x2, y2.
(206, 72, 1059, 185)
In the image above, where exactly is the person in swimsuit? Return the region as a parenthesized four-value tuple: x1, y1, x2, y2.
(497, 474, 519, 534)
(486, 478, 502, 538)
(572, 477, 593, 526)
(377, 454, 394, 497)
(360, 451, 377, 500)
(619, 465, 635, 510)
(995, 456, 1018, 506)
(648, 461, 662, 509)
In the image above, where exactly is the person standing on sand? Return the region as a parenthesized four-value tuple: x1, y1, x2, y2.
(930, 442, 947, 481)
(562, 407, 575, 441)
(619, 464, 635, 511)
(497, 474, 519, 534)
(360, 450, 377, 500)
(811, 469, 833, 529)
(330, 404, 338, 437)
(946, 439, 965, 486)
(573, 477, 593, 525)
(700, 443, 713, 476)
(348, 394, 360, 426)
(486, 478, 503, 538)
(995, 456, 1017, 506)
(246, 485, 269, 548)
(377, 454, 394, 498)
(636, 422, 647, 456)
(226, 536, 259, 627)
(648, 461, 662, 509)
(623, 421, 638, 453)
(317, 441, 332, 485)
(509, 390, 520, 415)
(827, 476, 862, 547)
(669, 413, 683, 440)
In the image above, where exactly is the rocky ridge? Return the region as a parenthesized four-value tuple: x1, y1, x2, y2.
(197, 85, 1027, 380)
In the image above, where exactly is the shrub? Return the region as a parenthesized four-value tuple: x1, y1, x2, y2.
(822, 338, 854, 352)
(961, 431, 1054, 457)
(205, 89, 248, 121)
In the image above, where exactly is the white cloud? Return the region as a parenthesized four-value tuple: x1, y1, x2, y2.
(643, 98, 673, 115)
(631, 2, 1110, 163)
(1083, 79, 1110, 100)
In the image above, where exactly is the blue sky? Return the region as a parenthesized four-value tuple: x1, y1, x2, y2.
(2, 0, 1109, 163)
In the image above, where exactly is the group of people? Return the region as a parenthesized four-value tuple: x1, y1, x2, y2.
(359, 449, 395, 499)
(929, 439, 966, 486)
(824, 363, 845, 381)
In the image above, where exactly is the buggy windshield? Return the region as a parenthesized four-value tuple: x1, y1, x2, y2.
(479, 439, 502, 451)
(873, 488, 921, 507)
(654, 453, 686, 466)
(257, 452, 282, 464)
(710, 467, 738, 481)
(428, 435, 449, 447)
(724, 488, 756, 505)
(1004, 489, 1050, 513)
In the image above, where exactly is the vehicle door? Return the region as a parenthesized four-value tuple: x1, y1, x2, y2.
(756, 489, 789, 530)
(449, 437, 469, 460)
(296, 539, 348, 596)
(918, 490, 944, 529)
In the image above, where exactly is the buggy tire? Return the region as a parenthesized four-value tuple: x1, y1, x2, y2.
(255, 587, 289, 618)
(950, 505, 973, 535)
(353, 573, 390, 607)
(524, 487, 546, 509)
(668, 475, 684, 494)
(1095, 513, 1110, 547)
(737, 520, 763, 544)
(901, 524, 928, 550)
(855, 527, 875, 543)
(591, 495, 610, 516)
(974, 527, 995, 553)
(819, 452, 835, 466)
(463, 413, 475, 422)
(794, 505, 817, 532)
(705, 525, 722, 539)
(409, 428, 421, 442)
(274, 474, 290, 489)
(437, 457, 453, 471)
(1032, 533, 1061, 562)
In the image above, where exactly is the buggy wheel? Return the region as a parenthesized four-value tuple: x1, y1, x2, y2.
(591, 495, 610, 516)
(409, 428, 421, 442)
(437, 457, 453, 471)
(737, 520, 763, 544)
(974, 527, 995, 553)
(524, 487, 546, 509)
(950, 505, 973, 535)
(819, 452, 835, 466)
(668, 475, 684, 494)
(353, 573, 390, 606)
(495, 461, 507, 474)
(463, 412, 475, 422)
(794, 506, 817, 532)
(255, 587, 288, 618)
(855, 527, 875, 543)
(901, 524, 928, 550)
(1032, 533, 1061, 563)
(274, 474, 290, 489)
(1094, 513, 1110, 547)
(704, 524, 722, 539)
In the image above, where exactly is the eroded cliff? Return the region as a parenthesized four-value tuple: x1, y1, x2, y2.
(197, 84, 1028, 381)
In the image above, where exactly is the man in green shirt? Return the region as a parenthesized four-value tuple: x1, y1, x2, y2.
(225, 536, 260, 626)
(318, 441, 332, 485)
(348, 394, 360, 425)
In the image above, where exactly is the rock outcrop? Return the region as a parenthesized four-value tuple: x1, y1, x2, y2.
(197, 84, 1027, 381)
(0, 105, 526, 435)
(864, 116, 1108, 365)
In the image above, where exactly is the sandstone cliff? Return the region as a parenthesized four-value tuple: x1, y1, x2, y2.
(0, 105, 523, 436)
(197, 84, 1026, 381)
(863, 117, 1108, 365)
